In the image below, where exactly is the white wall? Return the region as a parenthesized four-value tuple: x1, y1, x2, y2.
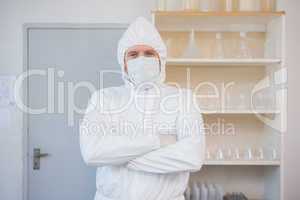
(0, 0, 299, 200)
(279, 0, 300, 199)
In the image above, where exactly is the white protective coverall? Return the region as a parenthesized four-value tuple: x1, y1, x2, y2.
(80, 17, 205, 200)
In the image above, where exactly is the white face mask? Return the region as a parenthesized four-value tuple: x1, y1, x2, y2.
(126, 56, 160, 85)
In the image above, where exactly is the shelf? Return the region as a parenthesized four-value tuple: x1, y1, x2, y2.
(202, 110, 280, 114)
(152, 11, 285, 17)
(166, 58, 281, 66)
(153, 11, 285, 32)
(204, 160, 280, 166)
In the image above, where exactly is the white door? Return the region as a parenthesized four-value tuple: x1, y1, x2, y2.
(26, 25, 126, 200)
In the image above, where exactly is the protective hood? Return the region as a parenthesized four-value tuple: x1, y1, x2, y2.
(117, 17, 167, 87)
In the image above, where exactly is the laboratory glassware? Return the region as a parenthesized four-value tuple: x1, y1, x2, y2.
(252, 147, 264, 160)
(236, 32, 252, 59)
(225, 0, 233, 11)
(233, 147, 241, 160)
(183, 29, 200, 58)
(157, 0, 167, 11)
(239, 0, 261, 11)
(206, 149, 212, 160)
(199, 0, 211, 11)
(211, 0, 222, 11)
(213, 32, 225, 59)
(216, 148, 224, 160)
(245, 147, 253, 160)
(261, 0, 275, 11)
(165, 0, 185, 11)
(184, 0, 199, 10)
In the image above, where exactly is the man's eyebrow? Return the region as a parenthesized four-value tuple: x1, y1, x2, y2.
(127, 50, 138, 54)
(145, 49, 156, 53)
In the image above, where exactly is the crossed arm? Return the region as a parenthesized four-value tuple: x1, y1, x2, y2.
(79, 89, 205, 173)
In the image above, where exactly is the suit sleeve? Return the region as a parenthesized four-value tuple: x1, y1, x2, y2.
(79, 90, 160, 167)
(126, 90, 205, 174)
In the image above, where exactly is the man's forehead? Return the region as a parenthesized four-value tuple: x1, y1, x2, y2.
(127, 45, 156, 52)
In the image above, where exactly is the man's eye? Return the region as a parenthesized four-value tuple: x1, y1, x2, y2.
(145, 51, 156, 57)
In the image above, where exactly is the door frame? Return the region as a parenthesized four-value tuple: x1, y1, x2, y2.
(22, 23, 128, 200)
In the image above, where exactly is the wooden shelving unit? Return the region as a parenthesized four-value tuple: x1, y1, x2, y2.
(152, 10, 285, 17)
(153, 7, 286, 200)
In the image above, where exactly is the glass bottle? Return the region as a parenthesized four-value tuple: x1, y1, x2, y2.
(157, 0, 167, 11)
(226, 92, 232, 110)
(206, 149, 212, 160)
(262, 0, 275, 12)
(238, 93, 246, 110)
(245, 147, 253, 160)
(213, 32, 225, 59)
(234, 148, 241, 160)
(272, 148, 278, 160)
(236, 32, 252, 59)
(211, 0, 222, 11)
(199, 0, 211, 11)
(225, 0, 233, 12)
(184, 0, 199, 10)
(216, 148, 224, 160)
(239, 0, 260, 11)
(166, 0, 184, 11)
(199, 0, 221, 11)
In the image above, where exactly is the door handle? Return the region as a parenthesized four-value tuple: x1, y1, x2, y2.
(33, 148, 50, 170)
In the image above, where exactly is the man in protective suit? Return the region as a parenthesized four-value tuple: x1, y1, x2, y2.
(80, 17, 205, 200)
